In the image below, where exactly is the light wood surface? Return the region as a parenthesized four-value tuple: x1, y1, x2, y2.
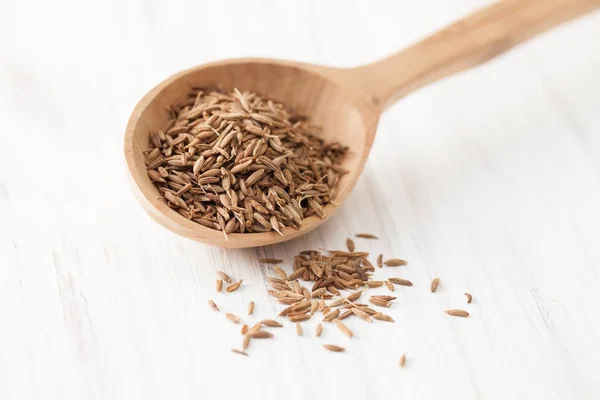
(126, 0, 600, 248)
(3, 0, 600, 399)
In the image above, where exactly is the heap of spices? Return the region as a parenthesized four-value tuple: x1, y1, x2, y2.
(144, 87, 348, 239)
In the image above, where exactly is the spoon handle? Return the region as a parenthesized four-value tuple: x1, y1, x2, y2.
(350, 0, 600, 109)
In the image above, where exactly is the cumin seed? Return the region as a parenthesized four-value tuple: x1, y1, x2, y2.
(430, 277, 440, 293)
(217, 271, 232, 283)
(226, 279, 243, 292)
(355, 233, 378, 239)
(445, 309, 469, 317)
(383, 258, 407, 266)
(323, 344, 345, 352)
(226, 313, 241, 323)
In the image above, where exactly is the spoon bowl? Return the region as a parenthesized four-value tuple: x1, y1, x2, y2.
(125, 59, 377, 247)
(125, 0, 599, 248)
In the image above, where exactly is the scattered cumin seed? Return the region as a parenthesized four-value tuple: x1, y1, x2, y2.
(430, 277, 440, 293)
(242, 334, 251, 350)
(377, 254, 383, 268)
(384, 280, 395, 291)
(445, 309, 469, 318)
(346, 238, 355, 252)
(373, 312, 394, 322)
(369, 298, 391, 308)
(315, 323, 323, 337)
(241, 324, 249, 334)
(346, 290, 363, 302)
(273, 266, 288, 281)
(465, 293, 473, 303)
(324, 344, 345, 352)
(217, 271, 232, 284)
(250, 331, 274, 339)
(216, 279, 223, 292)
(226, 280, 243, 292)
(388, 277, 413, 286)
(247, 301, 254, 315)
(323, 309, 340, 322)
(290, 314, 311, 322)
(333, 319, 353, 337)
(260, 258, 283, 264)
(296, 322, 303, 336)
(355, 233, 378, 239)
(371, 295, 396, 301)
(310, 300, 319, 315)
(399, 353, 406, 367)
(208, 300, 219, 311)
(249, 323, 262, 334)
(231, 349, 249, 356)
(260, 319, 283, 327)
(226, 313, 241, 323)
(339, 309, 353, 320)
(367, 281, 384, 288)
(351, 308, 372, 322)
(383, 258, 407, 266)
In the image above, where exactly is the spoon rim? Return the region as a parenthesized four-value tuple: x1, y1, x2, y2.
(124, 57, 367, 248)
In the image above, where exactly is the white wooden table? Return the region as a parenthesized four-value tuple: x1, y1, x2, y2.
(2, 1, 600, 399)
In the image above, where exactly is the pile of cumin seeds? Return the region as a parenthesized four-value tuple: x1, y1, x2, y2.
(144, 87, 348, 238)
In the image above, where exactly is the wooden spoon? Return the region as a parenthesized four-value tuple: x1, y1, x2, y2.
(125, 0, 599, 248)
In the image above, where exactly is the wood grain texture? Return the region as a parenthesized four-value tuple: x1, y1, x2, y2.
(1, 0, 600, 399)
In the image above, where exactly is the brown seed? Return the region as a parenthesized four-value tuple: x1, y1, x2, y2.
(259, 258, 283, 264)
(296, 322, 303, 336)
(388, 277, 413, 286)
(367, 281, 384, 288)
(384, 258, 407, 266)
(346, 238, 355, 252)
(323, 344, 345, 352)
(241, 324, 249, 334)
(242, 334, 251, 350)
(329, 297, 346, 308)
(315, 323, 323, 337)
(333, 319, 353, 337)
(373, 312, 394, 322)
(323, 309, 340, 322)
(208, 300, 219, 311)
(216, 279, 223, 292)
(260, 319, 283, 327)
(370, 295, 396, 301)
(250, 331, 274, 339)
(430, 277, 440, 293)
(377, 254, 383, 268)
(369, 298, 391, 308)
(338, 309, 353, 320)
(226, 313, 241, 323)
(226, 280, 243, 292)
(399, 353, 406, 367)
(346, 290, 363, 303)
(249, 323, 262, 334)
(310, 300, 319, 315)
(445, 309, 469, 318)
(231, 349, 249, 356)
(465, 293, 473, 303)
(217, 271, 232, 283)
(247, 301, 255, 315)
(351, 308, 372, 322)
(289, 314, 311, 322)
(273, 266, 288, 281)
(355, 233, 378, 239)
(384, 280, 395, 291)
